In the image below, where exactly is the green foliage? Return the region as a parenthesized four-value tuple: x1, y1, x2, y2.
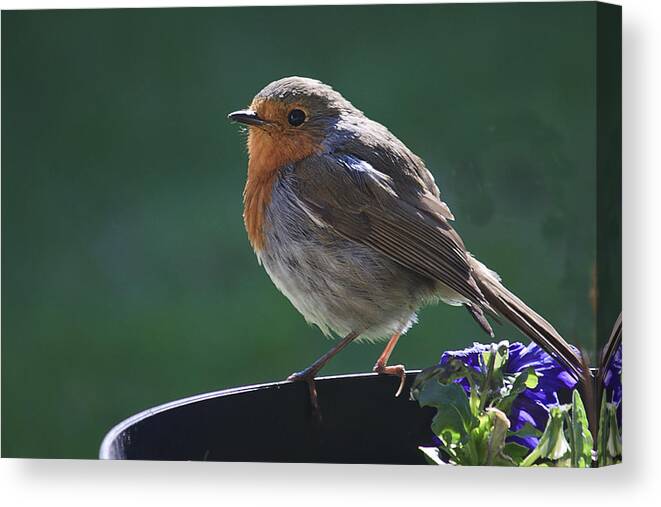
(597, 396, 622, 466)
(498, 367, 538, 414)
(569, 390, 594, 467)
(418, 381, 475, 448)
(412, 342, 595, 467)
(520, 405, 571, 466)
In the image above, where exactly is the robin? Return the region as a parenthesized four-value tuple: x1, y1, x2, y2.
(228, 76, 584, 408)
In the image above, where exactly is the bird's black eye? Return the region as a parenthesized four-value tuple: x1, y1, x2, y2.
(287, 109, 306, 127)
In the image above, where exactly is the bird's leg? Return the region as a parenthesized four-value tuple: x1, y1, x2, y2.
(287, 330, 360, 412)
(373, 332, 406, 397)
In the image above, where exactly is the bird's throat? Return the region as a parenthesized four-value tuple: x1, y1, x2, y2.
(243, 127, 319, 252)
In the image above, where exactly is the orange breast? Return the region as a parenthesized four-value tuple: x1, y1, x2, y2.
(243, 126, 320, 251)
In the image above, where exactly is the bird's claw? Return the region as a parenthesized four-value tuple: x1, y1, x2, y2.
(287, 369, 321, 418)
(373, 363, 407, 397)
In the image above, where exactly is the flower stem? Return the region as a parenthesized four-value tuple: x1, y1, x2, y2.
(520, 447, 542, 467)
(479, 345, 498, 412)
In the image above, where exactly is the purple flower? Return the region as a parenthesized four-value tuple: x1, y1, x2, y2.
(439, 342, 577, 449)
(602, 343, 622, 427)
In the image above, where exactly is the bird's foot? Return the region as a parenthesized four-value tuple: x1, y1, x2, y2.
(373, 363, 406, 397)
(287, 369, 321, 418)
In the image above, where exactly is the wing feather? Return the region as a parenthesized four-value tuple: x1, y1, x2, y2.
(292, 154, 489, 309)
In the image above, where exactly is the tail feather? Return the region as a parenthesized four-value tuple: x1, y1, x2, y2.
(599, 312, 622, 372)
(465, 304, 495, 338)
(470, 257, 585, 379)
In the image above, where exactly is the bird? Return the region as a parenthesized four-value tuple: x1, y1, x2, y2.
(228, 76, 584, 408)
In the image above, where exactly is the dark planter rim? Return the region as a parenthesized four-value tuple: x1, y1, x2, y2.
(99, 370, 423, 460)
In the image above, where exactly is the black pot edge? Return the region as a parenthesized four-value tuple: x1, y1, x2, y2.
(99, 369, 423, 460)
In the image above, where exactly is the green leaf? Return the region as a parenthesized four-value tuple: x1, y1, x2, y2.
(417, 379, 476, 446)
(606, 403, 622, 459)
(540, 406, 571, 461)
(521, 405, 570, 466)
(489, 341, 511, 372)
(509, 422, 543, 439)
(503, 442, 531, 464)
(569, 390, 594, 468)
(498, 367, 538, 413)
(479, 342, 509, 407)
(411, 360, 480, 401)
(597, 396, 611, 466)
(525, 372, 539, 389)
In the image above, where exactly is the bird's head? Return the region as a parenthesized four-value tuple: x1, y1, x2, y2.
(228, 76, 357, 174)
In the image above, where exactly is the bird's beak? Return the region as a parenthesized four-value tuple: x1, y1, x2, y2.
(227, 109, 268, 126)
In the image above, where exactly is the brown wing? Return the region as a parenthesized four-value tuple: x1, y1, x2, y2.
(292, 154, 489, 309)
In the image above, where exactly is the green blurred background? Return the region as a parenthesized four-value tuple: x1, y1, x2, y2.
(2, 3, 599, 458)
